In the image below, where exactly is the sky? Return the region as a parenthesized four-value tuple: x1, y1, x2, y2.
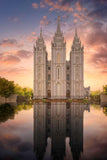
(0, 0, 107, 91)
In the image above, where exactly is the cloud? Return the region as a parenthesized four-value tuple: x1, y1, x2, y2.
(26, 36, 37, 42)
(49, 2, 73, 12)
(0, 53, 20, 65)
(0, 134, 21, 149)
(16, 50, 33, 59)
(32, 2, 39, 9)
(40, 16, 51, 26)
(75, 1, 86, 12)
(0, 39, 18, 47)
(85, 23, 107, 47)
(31, 32, 36, 35)
(0, 39, 23, 47)
(73, 12, 92, 22)
(0, 50, 32, 66)
(90, 46, 107, 72)
(8, 17, 19, 22)
(40, 2, 45, 8)
(85, 0, 107, 21)
(41, 0, 73, 12)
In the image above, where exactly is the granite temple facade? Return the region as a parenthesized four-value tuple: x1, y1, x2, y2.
(34, 16, 90, 99)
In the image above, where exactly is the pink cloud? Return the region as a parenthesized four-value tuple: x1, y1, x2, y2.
(32, 3, 39, 9)
(40, 2, 45, 8)
(41, 0, 73, 12)
(40, 16, 51, 26)
(75, 1, 86, 12)
(0, 54, 20, 65)
(49, 2, 73, 12)
(26, 36, 37, 42)
(0, 50, 32, 66)
(0, 39, 23, 47)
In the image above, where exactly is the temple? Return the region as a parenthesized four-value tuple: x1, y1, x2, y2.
(33, 16, 90, 99)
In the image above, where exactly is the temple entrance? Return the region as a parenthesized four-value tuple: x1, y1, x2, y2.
(47, 90, 51, 98)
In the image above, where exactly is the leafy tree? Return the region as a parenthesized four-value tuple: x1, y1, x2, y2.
(0, 76, 33, 99)
(0, 77, 15, 98)
(90, 90, 101, 96)
(103, 85, 107, 95)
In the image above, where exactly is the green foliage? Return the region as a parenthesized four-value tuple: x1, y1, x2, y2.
(0, 77, 15, 98)
(0, 76, 33, 99)
(103, 85, 107, 95)
(90, 90, 101, 96)
(15, 84, 33, 99)
(83, 98, 89, 103)
(68, 99, 72, 102)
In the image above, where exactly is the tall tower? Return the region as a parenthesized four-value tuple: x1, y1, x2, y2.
(70, 28, 84, 99)
(51, 16, 66, 99)
(34, 29, 47, 98)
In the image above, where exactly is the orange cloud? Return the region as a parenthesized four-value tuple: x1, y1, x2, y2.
(26, 36, 37, 42)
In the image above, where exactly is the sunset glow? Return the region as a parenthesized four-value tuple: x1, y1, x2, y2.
(0, 0, 107, 91)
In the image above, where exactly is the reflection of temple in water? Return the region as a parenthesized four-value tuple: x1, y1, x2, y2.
(33, 103, 90, 160)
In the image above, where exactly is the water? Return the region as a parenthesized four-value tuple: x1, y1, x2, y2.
(0, 102, 107, 160)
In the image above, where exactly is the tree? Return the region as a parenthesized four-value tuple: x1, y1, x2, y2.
(0, 77, 15, 98)
(103, 85, 107, 95)
(0, 76, 33, 99)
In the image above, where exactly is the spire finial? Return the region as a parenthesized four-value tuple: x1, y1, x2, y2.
(57, 15, 61, 33)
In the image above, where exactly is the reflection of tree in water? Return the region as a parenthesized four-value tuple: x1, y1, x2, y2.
(0, 103, 32, 123)
(103, 106, 107, 116)
(0, 103, 16, 123)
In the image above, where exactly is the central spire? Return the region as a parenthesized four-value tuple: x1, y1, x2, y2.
(40, 27, 42, 38)
(57, 15, 61, 33)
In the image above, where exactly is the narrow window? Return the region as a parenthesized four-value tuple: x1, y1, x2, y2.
(58, 68, 59, 79)
(67, 74, 69, 80)
(48, 67, 50, 70)
(48, 74, 51, 80)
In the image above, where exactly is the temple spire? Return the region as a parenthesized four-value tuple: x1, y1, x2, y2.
(40, 27, 42, 37)
(57, 15, 61, 33)
(75, 25, 77, 37)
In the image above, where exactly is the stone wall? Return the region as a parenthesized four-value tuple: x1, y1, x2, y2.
(0, 94, 17, 104)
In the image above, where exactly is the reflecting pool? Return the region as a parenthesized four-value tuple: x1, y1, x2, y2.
(0, 102, 107, 160)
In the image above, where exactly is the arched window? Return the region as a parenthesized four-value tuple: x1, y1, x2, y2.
(58, 68, 59, 79)
(57, 67, 60, 79)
